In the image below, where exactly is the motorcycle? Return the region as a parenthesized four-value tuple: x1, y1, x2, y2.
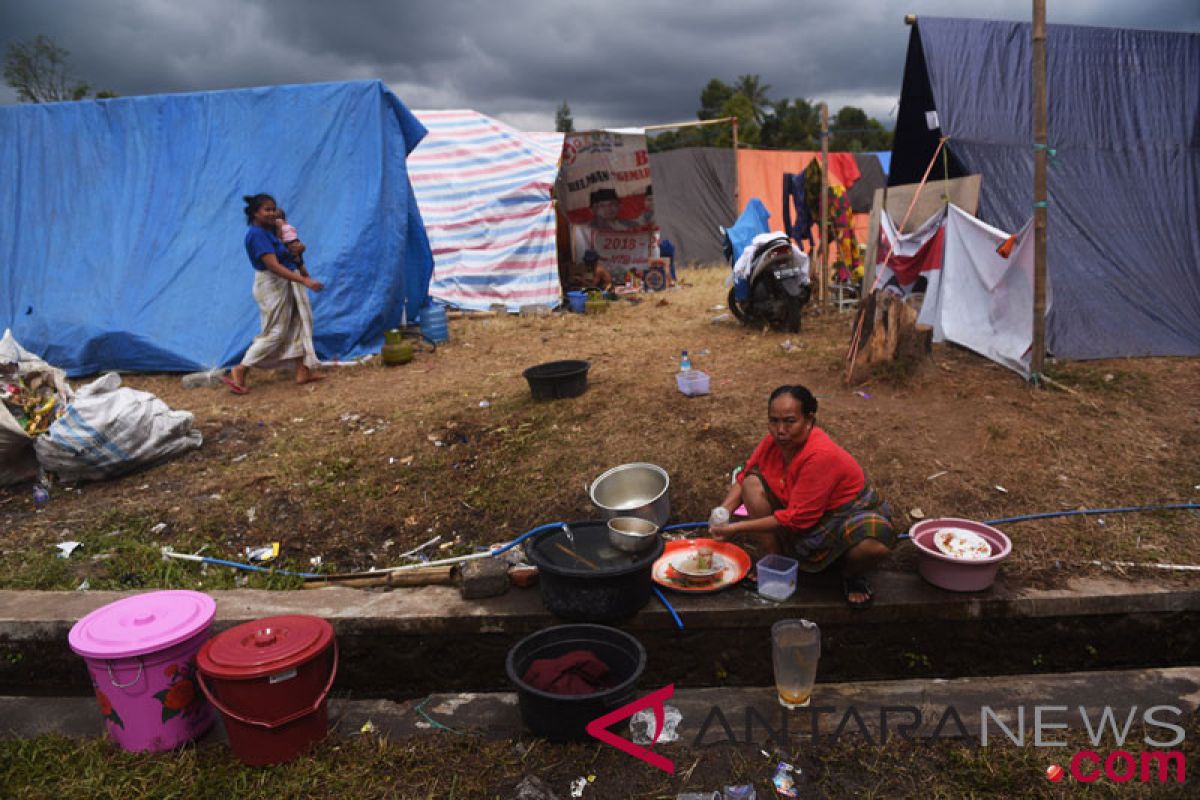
(726, 233, 812, 333)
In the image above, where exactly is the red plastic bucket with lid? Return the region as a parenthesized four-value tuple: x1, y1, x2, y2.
(196, 614, 337, 765)
(68, 590, 216, 752)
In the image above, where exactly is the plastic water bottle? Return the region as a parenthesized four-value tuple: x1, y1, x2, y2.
(181, 368, 226, 389)
(679, 350, 692, 371)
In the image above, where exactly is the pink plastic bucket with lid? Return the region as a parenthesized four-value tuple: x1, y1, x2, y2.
(68, 590, 216, 752)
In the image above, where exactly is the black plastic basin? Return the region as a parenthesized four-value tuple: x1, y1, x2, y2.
(523, 360, 590, 400)
(525, 521, 663, 622)
(505, 624, 646, 741)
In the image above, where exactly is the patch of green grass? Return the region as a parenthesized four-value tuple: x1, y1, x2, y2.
(0, 510, 305, 591)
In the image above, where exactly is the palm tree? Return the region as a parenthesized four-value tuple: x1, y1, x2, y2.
(733, 74, 772, 125)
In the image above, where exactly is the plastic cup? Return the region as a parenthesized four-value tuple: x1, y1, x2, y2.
(771, 619, 820, 709)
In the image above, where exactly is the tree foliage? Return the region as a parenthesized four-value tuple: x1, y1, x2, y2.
(732, 74, 772, 124)
(554, 100, 574, 133)
(650, 75, 893, 154)
(3, 34, 115, 103)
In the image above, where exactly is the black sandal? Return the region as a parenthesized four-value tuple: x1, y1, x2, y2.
(843, 575, 874, 610)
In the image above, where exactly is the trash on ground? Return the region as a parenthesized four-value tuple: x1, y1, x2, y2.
(772, 760, 800, 797)
(629, 704, 682, 744)
(75, 579, 89, 591)
(150, 522, 167, 534)
(512, 775, 561, 800)
(244, 542, 280, 562)
(910, 508, 925, 520)
(479, 400, 491, 408)
(854, 390, 871, 399)
(56, 540, 83, 558)
(568, 775, 593, 798)
(358, 720, 376, 734)
(994, 485, 1009, 493)
(926, 470, 948, 481)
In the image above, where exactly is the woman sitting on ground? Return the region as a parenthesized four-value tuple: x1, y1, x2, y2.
(224, 194, 325, 394)
(708, 384, 896, 608)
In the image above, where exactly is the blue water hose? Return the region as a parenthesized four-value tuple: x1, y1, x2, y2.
(653, 586, 685, 631)
(897, 503, 1200, 540)
(662, 504, 1200, 541)
(173, 521, 566, 579)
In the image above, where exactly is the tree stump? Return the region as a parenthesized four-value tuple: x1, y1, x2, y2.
(845, 291, 932, 384)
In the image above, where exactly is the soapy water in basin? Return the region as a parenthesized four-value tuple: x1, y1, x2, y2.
(531, 525, 651, 572)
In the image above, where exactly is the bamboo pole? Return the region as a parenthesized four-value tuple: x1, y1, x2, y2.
(818, 102, 830, 305)
(1031, 0, 1048, 380)
(732, 117, 740, 213)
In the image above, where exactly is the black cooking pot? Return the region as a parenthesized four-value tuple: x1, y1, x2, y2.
(525, 521, 664, 622)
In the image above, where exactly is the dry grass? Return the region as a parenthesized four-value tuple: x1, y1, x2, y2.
(2, 267, 1197, 589)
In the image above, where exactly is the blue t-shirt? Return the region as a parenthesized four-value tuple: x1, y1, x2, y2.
(244, 226, 298, 271)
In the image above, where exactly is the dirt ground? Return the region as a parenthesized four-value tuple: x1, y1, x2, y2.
(2, 267, 1197, 590)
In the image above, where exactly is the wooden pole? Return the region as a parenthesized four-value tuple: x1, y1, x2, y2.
(732, 116, 740, 213)
(818, 102, 830, 305)
(1031, 0, 1048, 380)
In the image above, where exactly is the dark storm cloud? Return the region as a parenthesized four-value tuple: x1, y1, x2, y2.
(2, 0, 1197, 129)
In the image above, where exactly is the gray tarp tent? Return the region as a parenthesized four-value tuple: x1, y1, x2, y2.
(890, 17, 1200, 360)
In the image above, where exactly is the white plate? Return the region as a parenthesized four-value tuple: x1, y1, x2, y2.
(933, 527, 993, 560)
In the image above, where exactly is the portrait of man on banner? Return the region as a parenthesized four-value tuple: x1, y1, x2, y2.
(560, 131, 657, 278)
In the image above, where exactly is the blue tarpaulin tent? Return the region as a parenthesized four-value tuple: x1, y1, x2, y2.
(890, 18, 1200, 360)
(0, 80, 433, 376)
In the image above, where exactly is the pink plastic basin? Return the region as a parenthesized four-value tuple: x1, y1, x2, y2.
(909, 517, 1012, 592)
(68, 590, 216, 752)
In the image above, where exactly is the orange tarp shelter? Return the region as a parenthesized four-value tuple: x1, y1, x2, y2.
(735, 149, 870, 250)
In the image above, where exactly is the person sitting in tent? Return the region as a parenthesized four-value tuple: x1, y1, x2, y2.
(566, 249, 613, 292)
(707, 384, 896, 608)
(224, 193, 325, 395)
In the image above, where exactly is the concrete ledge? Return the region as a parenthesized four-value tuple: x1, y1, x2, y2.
(6, 667, 1199, 745)
(3, 573, 1199, 697)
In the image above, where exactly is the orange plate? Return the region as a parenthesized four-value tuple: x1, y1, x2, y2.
(653, 538, 752, 593)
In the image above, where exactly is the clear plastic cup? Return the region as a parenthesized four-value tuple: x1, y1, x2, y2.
(771, 619, 820, 708)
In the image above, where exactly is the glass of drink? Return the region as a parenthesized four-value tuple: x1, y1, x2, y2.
(771, 619, 820, 708)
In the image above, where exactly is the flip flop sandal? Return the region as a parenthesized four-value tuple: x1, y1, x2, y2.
(843, 575, 874, 610)
(220, 376, 249, 395)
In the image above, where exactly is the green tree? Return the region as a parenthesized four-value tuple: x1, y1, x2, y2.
(760, 97, 820, 150)
(3, 34, 115, 102)
(733, 73, 772, 125)
(831, 106, 892, 151)
(697, 78, 733, 120)
(554, 100, 574, 133)
(719, 93, 759, 147)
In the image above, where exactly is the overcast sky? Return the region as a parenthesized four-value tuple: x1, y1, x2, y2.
(2, 0, 1196, 131)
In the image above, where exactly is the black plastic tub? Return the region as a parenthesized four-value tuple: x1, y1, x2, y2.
(505, 624, 646, 741)
(525, 521, 664, 622)
(522, 360, 590, 400)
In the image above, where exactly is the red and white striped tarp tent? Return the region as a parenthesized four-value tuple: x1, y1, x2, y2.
(410, 110, 563, 311)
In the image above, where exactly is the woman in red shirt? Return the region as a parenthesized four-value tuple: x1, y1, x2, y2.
(709, 384, 895, 608)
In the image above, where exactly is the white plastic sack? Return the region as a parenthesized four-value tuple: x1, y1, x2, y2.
(34, 372, 202, 482)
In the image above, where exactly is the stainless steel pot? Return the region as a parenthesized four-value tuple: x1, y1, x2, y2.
(589, 463, 670, 528)
(607, 516, 660, 554)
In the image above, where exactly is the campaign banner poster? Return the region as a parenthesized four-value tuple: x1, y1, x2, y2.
(560, 131, 656, 272)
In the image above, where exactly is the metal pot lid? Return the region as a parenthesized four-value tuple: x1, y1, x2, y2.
(198, 614, 333, 679)
(68, 590, 216, 660)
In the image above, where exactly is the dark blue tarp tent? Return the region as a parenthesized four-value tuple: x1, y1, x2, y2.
(0, 80, 433, 376)
(890, 18, 1200, 360)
